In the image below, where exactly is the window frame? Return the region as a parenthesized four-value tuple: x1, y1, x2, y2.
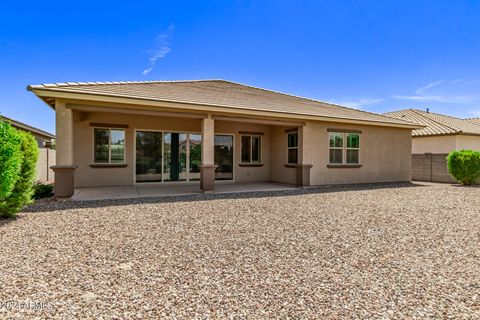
(240, 134, 262, 164)
(287, 131, 298, 164)
(93, 127, 126, 164)
(328, 132, 360, 165)
(346, 133, 360, 164)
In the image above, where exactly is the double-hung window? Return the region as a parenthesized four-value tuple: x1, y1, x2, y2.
(94, 128, 125, 164)
(328, 132, 360, 164)
(287, 132, 298, 164)
(241, 135, 261, 164)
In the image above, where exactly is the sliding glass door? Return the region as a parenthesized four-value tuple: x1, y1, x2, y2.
(214, 135, 234, 180)
(135, 131, 163, 182)
(136, 131, 234, 182)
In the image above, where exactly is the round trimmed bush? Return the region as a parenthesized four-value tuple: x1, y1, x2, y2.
(447, 150, 480, 185)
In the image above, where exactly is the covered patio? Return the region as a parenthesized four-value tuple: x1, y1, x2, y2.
(72, 181, 298, 201)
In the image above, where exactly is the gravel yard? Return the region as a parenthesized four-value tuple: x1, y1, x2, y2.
(1, 182, 479, 319)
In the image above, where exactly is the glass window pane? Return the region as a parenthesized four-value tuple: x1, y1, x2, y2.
(110, 130, 125, 163)
(347, 149, 359, 164)
(347, 133, 359, 149)
(241, 136, 251, 162)
(288, 148, 298, 164)
(136, 131, 162, 182)
(329, 133, 343, 148)
(252, 136, 261, 163)
(189, 133, 202, 181)
(163, 133, 187, 181)
(288, 132, 298, 148)
(214, 135, 234, 180)
(94, 129, 109, 163)
(329, 149, 343, 164)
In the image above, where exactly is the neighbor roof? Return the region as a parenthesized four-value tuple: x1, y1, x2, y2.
(28, 79, 420, 128)
(385, 109, 480, 137)
(0, 115, 55, 139)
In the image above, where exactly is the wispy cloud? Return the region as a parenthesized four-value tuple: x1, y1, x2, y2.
(469, 109, 480, 117)
(329, 98, 383, 109)
(393, 79, 477, 104)
(142, 24, 174, 75)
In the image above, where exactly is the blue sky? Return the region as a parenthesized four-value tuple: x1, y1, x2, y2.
(1, 0, 480, 134)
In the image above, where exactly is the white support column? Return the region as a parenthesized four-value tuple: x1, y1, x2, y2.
(51, 99, 77, 198)
(200, 115, 217, 191)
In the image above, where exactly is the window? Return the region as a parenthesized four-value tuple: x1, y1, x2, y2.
(241, 135, 261, 163)
(329, 132, 360, 164)
(287, 132, 298, 164)
(94, 128, 125, 164)
(346, 133, 360, 164)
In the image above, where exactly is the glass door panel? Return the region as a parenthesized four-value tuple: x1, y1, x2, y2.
(163, 133, 187, 181)
(189, 134, 202, 181)
(136, 131, 163, 182)
(214, 135, 234, 180)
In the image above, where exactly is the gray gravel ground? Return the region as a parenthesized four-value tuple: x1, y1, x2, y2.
(0, 182, 479, 319)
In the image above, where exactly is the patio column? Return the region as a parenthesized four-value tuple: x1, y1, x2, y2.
(296, 125, 313, 187)
(200, 115, 216, 191)
(51, 99, 77, 198)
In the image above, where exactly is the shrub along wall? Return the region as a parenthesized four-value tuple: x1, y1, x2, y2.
(447, 150, 480, 185)
(0, 120, 39, 218)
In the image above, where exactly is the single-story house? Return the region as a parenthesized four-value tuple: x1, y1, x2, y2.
(1, 115, 55, 148)
(0, 115, 56, 183)
(385, 109, 480, 182)
(28, 80, 421, 198)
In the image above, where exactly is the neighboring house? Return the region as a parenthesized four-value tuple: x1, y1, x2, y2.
(28, 80, 421, 198)
(0, 115, 56, 183)
(385, 109, 480, 183)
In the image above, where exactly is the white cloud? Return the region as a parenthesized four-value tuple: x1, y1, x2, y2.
(450, 79, 464, 85)
(393, 80, 477, 104)
(469, 109, 480, 117)
(329, 98, 383, 109)
(415, 80, 443, 95)
(392, 94, 475, 104)
(142, 24, 174, 75)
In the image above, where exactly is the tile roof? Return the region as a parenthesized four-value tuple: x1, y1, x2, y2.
(28, 80, 419, 128)
(466, 117, 480, 126)
(384, 109, 480, 136)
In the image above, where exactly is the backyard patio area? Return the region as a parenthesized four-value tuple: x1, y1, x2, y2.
(1, 182, 479, 318)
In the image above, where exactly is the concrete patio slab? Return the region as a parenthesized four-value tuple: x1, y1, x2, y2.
(72, 182, 297, 201)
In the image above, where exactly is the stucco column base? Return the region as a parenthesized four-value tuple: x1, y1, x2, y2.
(296, 164, 313, 187)
(200, 164, 217, 192)
(51, 165, 78, 198)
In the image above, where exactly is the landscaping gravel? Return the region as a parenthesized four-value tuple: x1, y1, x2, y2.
(0, 182, 479, 319)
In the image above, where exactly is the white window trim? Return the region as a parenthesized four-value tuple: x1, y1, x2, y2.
(328, 132, 360, 165)
(287, 131, 298, 164)
(240, 134, 262, 164)
(93, 127, 126, 164)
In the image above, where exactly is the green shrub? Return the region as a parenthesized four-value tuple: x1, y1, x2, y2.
(447, 150, 480, 185)
(0, 130, 39, 218)
(33, 182, 54, 200)
(0, 120, 22, 198)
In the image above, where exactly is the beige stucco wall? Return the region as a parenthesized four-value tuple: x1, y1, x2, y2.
(71, 107, 413, 187)
(412, 136, 457, 154)
(308, 121, 411, 184)
(269, 121, 412, 185)
(455, 135, 480, 151)
(73, 111, 270, 187)
(412, 135, 480, 154)
(269, 126, 297, 184)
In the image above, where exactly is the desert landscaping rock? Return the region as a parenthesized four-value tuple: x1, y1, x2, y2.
(0, 182, 479, 318)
